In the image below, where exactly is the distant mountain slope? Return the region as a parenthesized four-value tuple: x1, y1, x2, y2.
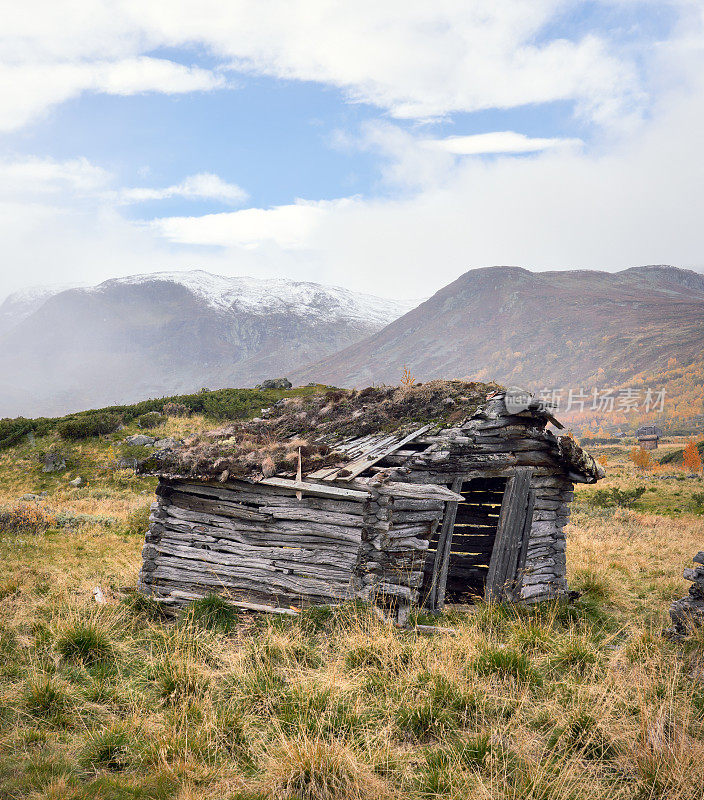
(0, 270, 414, 417)
(0, 283, 79, 336)
(290, 265, 704, 402)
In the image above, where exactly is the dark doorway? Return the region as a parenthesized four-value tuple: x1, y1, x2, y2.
(446, 477, 507, 600)
(423, 477, 507, 605)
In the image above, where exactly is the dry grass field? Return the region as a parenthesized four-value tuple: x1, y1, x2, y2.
(1, 421, 703, 800)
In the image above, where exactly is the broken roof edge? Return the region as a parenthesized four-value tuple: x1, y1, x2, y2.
(141, 381, 604, 485)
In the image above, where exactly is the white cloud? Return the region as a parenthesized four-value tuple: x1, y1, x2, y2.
(151, 198, 354, 249)
(141, 69, 704, 298)
(1, 0, 704, 304)
(0, 156, 109, 194)
(0, 1, 664, 131)
(0, 57, 224, 131)
(119, 173, 248, 205)
(425, 131, 584, 155)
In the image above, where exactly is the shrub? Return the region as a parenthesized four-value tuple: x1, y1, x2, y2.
(57, 412, 122, 440)
(162, 402, 191, 418)
(121, 505, 151, 536)
(585, 486, 646, 508)
(136, 412, 165, 429)
(56, 621, 113, 665)
(186, 594, 239, 633)
(0, 417, 42, 449)
(0, 504, 56, 534)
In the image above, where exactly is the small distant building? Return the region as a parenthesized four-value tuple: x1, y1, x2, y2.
(636, 425, 663, 450)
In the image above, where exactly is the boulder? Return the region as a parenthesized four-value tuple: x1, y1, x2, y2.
(69, 477, 85, 487)
(126, 434, 156, 447)
(20, 493, 44, 502)
(42, 452, 66, 472)
(257, 378, 292, 390)
(153, 438, 179, 451)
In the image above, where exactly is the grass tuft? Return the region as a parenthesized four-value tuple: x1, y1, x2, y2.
(82, 723, 135, 771)
(56, 620, 113, 665)
(23, 675, 70, 722)
(258, 735, 390, 800)
(186, 593, 239, 633)
(474, 645, 542, 684)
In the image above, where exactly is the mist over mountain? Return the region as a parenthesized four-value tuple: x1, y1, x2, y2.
(290, 265, 704, 396)
(0, 270, 414, 417)
(3, 264, 703, 420)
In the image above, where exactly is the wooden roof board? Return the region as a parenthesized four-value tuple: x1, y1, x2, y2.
(306, 424, 432, 482)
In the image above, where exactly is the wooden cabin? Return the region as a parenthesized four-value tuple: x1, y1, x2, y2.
(636, 425, 662, 450)
(138, 382, 604, 624)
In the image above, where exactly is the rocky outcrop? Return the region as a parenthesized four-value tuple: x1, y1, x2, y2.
(670, 552, 704, 634)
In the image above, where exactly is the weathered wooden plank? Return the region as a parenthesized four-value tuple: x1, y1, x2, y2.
(158, 535, 358, 567)
(513, 489, 535, 600)
(258, 506, 365, 527)
(150, 566, 352, 605)
(427, 476, 463, 612)
(375, 482, 463, 501)
(152, 558, 353, 594)
(259, 476, 369, 501)
(161, 504, 363, 544)
(155, 542, 354, 581)
(333, 425, 432, 481)
(167, 491, 273, 522)
(485, 467, 533, 602)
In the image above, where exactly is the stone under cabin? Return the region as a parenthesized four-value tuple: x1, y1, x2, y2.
(137, 382, 604, 624)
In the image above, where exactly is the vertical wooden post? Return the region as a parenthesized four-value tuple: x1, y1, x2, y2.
(512, 488, 535, 601)
(428, 475, 463, 612)
(485, 467, 534, 602)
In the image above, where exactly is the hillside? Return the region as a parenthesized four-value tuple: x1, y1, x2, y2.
(0, 271, 413, 418)
(1, 386, 704, 799)
(290, 265, 704, 427)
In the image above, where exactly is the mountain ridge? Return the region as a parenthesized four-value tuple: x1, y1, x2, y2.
(0, 270, 415, 417)
(289, 265, 704, 411)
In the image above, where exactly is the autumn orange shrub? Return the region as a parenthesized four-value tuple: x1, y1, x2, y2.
(683, 439, 703, 473)
(630, 446, 653, 471)
(0, 504, 56, 534)
(400, 366, 416, 386)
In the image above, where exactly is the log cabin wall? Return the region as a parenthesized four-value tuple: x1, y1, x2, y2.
(139, 478, 370, 610)
(138, 478, 447, 620)
(383, 395, 575, 604)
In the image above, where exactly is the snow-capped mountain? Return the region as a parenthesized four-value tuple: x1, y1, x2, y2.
(95, 270, 417, 325)
(0, 269, 417, 416)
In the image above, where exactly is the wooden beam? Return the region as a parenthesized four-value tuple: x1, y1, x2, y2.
(428, 476, 463, 612)
(374, 482, 463, 501)
(512, 488, 535, 601)
(258, 476, 369, 501)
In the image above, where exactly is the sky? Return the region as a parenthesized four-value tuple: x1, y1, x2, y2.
(1, 1, 703, 301)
